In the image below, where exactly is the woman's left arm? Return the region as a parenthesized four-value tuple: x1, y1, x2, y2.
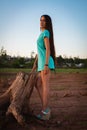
(44, 37, 50, 64)
(44, 37, 50, 73)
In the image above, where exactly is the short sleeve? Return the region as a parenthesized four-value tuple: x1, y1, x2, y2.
(43, 30, 50, 38)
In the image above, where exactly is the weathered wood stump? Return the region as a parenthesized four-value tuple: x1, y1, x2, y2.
(0, 56, 38, 126)
(0, 71, 38, 125)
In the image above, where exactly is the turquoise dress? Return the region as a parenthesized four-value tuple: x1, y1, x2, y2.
(37, 29, 55, 72)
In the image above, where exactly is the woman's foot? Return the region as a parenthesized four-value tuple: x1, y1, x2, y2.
(36, 108, 51, 121)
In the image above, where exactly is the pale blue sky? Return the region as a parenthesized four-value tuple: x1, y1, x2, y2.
(0, 0, 87, 58)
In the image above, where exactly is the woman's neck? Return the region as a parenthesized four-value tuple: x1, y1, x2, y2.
(41, 28, 45, 32)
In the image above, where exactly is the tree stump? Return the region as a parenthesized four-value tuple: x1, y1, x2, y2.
(0, 56, 38, 126)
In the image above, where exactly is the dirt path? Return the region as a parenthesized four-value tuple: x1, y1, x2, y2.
(0, 72, 87, 130)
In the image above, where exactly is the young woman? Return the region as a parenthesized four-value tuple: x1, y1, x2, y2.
(33, 15, 56, 120)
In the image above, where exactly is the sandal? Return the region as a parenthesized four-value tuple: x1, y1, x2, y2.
(36, 108, 51, 121)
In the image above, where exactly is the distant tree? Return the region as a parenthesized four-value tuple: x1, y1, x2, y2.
(0, 46, 7, 56)
(74, 57, 80, 64)
(30, 51, 35, 59)
(12, 58, 20, 68)
(0, 47, 8, 67)
(69, 57, 74, 64)
(19, 57, 25, 66)
(56, 55, 64, 66)
(84, 59, 87, 68)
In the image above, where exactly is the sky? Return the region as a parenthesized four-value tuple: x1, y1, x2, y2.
(0, 0, 87, 58)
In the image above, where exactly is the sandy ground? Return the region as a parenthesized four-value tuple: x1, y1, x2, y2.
(0, 72, 87, 130)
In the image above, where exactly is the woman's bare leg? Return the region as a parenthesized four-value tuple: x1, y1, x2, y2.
(40, 69, 51, 111)
(35, 73, 43, 104)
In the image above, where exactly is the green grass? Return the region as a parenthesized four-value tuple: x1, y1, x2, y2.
(0, 68, 87, 73)
(0, 68, 31, 73)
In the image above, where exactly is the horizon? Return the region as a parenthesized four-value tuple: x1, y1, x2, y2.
(1, 46, 87, 59)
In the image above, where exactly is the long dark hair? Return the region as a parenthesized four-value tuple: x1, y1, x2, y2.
(41, 14, 56, 65)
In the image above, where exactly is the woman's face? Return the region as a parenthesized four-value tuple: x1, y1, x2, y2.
(40, 16, 46, 30)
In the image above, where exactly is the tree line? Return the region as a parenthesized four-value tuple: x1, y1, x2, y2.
(0, 47, 87, 68)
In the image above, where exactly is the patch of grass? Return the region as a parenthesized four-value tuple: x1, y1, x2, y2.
(0, 68, 31, 73)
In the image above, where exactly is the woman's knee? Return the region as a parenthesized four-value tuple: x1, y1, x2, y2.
(35, 73, 42, 88)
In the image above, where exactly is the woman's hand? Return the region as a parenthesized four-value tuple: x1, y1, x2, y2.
(44, 65, 49, 74)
